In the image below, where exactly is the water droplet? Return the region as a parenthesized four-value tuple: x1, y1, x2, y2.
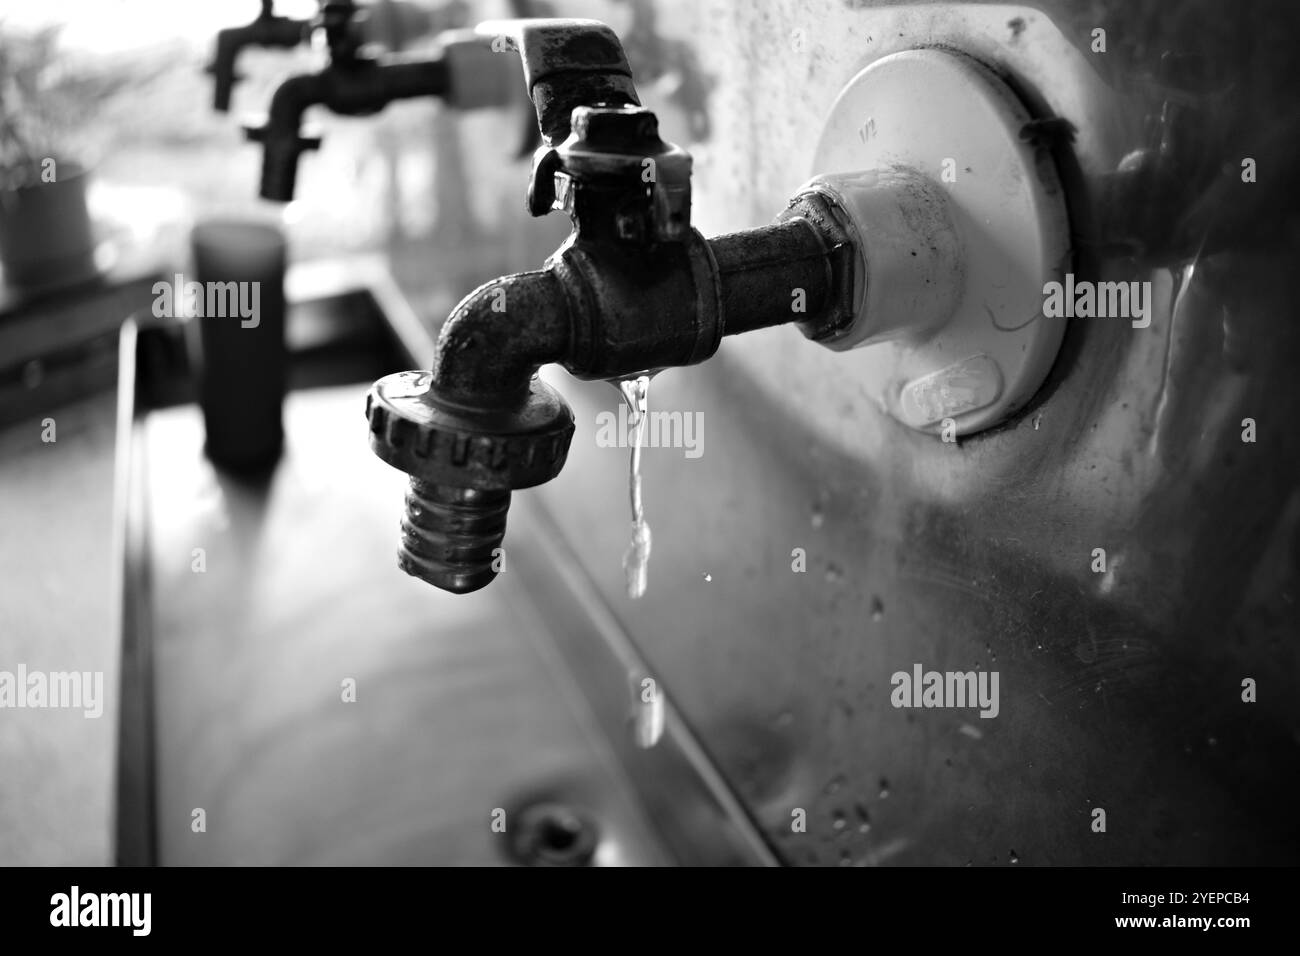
(832, 810, 847, 832)
(1009, 849, 1019, 864)
(824, 774, 845, 795)
(22, 359, 45, 389)
(838, 850, 853, 866)
(1032, 414, 1042, 430)
(703, 572, 712, 582)
(878, 777, 890, 799)
(871, 597, 884, 621)
(810, 503, 825, 529)
(854, 802, 871, 832)
(385, 369, 433, 399)
(825, 563, 844, 583)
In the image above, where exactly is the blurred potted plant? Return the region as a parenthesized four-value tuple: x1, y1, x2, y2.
(0, 24, 134, 293)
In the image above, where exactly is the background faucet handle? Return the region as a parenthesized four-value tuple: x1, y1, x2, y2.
(241, 118, 324, 202)
(313, 0, 367, 64)
(473, 18, 641, 145)
(242, 118, 323, 152)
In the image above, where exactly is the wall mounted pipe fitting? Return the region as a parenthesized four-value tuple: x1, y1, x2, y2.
(806, 49, 1072, 435)
(366, 20, 1071, 593)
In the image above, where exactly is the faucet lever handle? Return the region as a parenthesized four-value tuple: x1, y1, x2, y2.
(474, 18, 640, 145)
(313, 0, 366, 64)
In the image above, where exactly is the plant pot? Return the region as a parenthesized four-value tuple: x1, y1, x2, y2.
(0, 160, 99, 293)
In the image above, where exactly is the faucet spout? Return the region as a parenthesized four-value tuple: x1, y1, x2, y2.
(247, 54, 452, 201)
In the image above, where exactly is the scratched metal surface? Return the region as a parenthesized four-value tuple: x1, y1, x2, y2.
(523, 0, 1300, 864)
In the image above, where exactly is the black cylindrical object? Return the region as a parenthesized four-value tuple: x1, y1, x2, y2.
(190, 219, 288, 474)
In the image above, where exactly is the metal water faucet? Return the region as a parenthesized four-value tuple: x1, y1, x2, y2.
(208, 0, 313, 113)
(364, 19, 870, 594)
(243, 0, 515, 201)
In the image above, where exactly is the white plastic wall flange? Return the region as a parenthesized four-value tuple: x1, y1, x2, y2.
(806, 48, 1071, 436)
(800, 167, 964, 350)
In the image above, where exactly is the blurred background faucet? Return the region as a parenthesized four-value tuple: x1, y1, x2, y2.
(240, 0, 517, 201)
(207, 0, 314, 113)
(207, 0, 455, 114)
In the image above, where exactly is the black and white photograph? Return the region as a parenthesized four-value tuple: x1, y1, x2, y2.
(0, 0, 1295, 928)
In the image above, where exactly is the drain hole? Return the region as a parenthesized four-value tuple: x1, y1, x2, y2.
(508, 803, 599, 867)
(541, 817, 580, 853)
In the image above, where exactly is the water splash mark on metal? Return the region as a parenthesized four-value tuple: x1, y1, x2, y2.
(629, 669, 665, 749)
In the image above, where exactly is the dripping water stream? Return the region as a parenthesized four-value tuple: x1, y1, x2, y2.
(615, 374, 653, 599)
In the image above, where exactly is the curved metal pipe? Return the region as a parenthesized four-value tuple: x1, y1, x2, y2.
(208, 4, 310, 112)
(431, 270, 573, 407)
(251, 56, 452, 201)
